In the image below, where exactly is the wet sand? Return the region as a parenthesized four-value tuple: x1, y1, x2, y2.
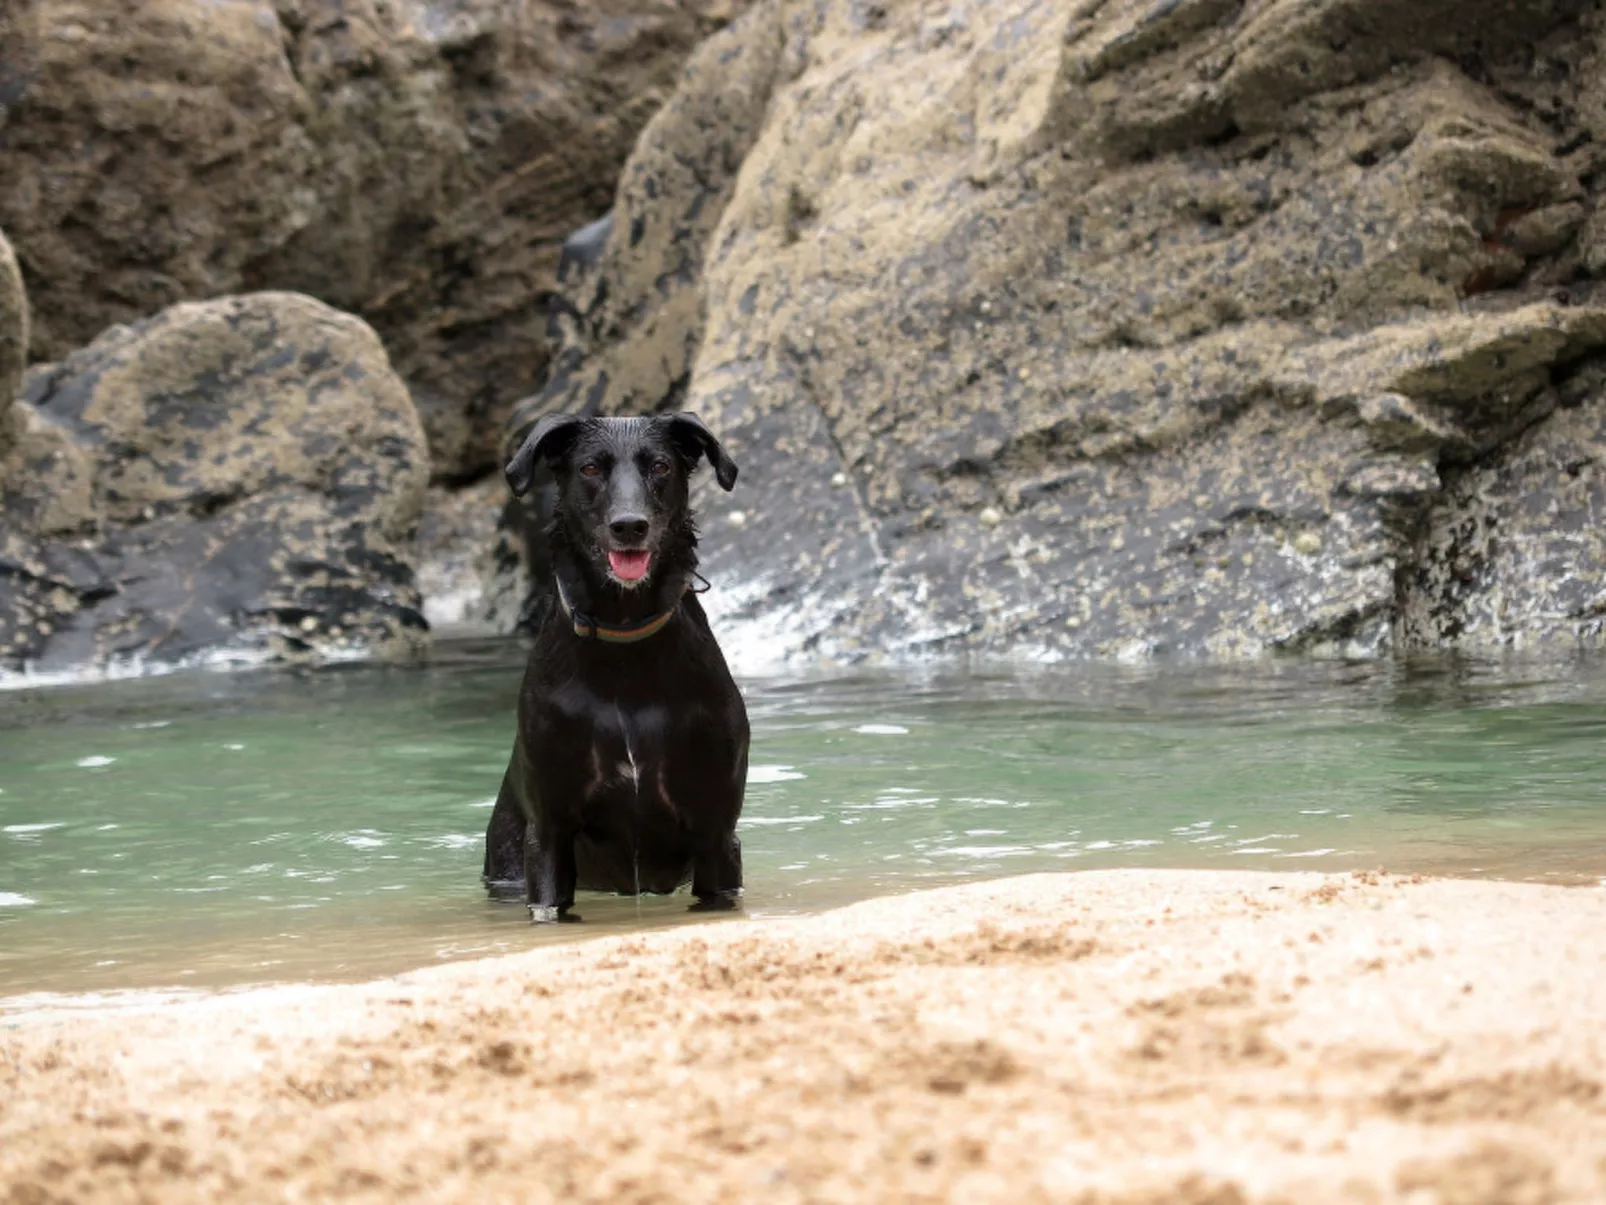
(3, 869, 1605, 1203)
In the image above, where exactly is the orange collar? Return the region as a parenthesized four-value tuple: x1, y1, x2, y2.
(554, 579, 682, 644)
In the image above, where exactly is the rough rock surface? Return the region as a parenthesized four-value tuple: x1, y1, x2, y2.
(0, 292, 429, 674)
(0, 228, 24, 413)
(510, 0, 1606, 662)
(0, 0, 742, 479)
(413, 473, 514, 633)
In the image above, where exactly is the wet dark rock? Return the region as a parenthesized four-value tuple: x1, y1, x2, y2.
(0, 292, 429, 675)
(499, 0, 1606, 663)
(1401, 364, 1606, 650)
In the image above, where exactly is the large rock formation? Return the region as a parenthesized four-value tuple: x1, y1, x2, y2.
(511, 0, 1606, 662)
(0, 291, 429, 674)
(0, 0, 741, 479)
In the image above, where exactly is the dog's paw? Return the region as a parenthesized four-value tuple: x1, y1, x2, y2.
(484, 877, 527, 902)
(688, 891, 742, 914)
(528, 905, 581, 925)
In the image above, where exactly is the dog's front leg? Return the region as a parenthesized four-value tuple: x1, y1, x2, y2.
(524, 818, 580, 923)
(690, 832, 742, 912)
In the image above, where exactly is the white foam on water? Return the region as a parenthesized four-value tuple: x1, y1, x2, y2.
(1279, 848, 1338, 858)
(0, 986, 222, 1022)
(697, 565, 993, 673)
(1231, 847, 1282, 854)
(4, 823, 63, 835)
(853, 724, 909, 735)
(130, 720, 172, 730)
(932, 845, 1035, 857)
(739, 815, 824, 827)
(747, 764, 806, 784)
(75, 756, 115, 768)
(698, 577, 830, 675)
(340, 833, 385, 850)
(421, 585, 489, 633)
(0, 644, 277, 694)
(0, 893, 37, 907)
(422, 834, 478, 850)
(848, 796, 940, 811)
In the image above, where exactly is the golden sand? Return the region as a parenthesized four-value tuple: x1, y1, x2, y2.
(3, 870, 1605, 1203)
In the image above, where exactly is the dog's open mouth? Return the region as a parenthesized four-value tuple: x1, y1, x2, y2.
(608, 549, 652, 583)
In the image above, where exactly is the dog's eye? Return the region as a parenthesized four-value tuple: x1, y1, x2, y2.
(579, 463, 602, 479)
(649, 459, 671, 478)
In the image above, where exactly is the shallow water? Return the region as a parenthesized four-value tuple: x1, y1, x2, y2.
(2, 642, 1605, 1009)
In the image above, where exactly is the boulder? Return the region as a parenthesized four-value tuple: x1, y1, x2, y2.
(0, 292, 429, 674)
(508, 0, 1606, 662)
(0, 0, 743, 479)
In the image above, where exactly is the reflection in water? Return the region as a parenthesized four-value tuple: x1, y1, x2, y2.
(1, 641, 1605, 1005)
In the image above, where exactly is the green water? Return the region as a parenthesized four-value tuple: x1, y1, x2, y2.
(2, 642, 1605, 1009)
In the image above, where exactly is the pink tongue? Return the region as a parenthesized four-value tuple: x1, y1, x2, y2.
(609, 549, 651, 581)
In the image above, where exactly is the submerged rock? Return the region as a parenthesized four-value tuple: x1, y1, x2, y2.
(507, 0, 1606, 662)
(1, 292, 429, 674)
(0, 0, 744, 478)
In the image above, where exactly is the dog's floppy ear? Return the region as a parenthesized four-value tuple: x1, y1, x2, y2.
(505, 414, 584, 497)
(667, 412, 739, 492)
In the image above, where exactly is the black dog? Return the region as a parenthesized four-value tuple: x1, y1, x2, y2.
(483, 413, 749, 922)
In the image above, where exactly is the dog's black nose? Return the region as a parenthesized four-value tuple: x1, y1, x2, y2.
(609, 515, 650, 544)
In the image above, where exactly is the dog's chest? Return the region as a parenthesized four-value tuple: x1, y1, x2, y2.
(577, 701, 680, 818)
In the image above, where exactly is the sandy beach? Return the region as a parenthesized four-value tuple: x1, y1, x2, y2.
(3, 869, 1605, 1203)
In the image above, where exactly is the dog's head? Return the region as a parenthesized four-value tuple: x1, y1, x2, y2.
(505, 414, 738, 589)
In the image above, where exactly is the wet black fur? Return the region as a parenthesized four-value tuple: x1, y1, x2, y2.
(484, 414, 748, 921)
